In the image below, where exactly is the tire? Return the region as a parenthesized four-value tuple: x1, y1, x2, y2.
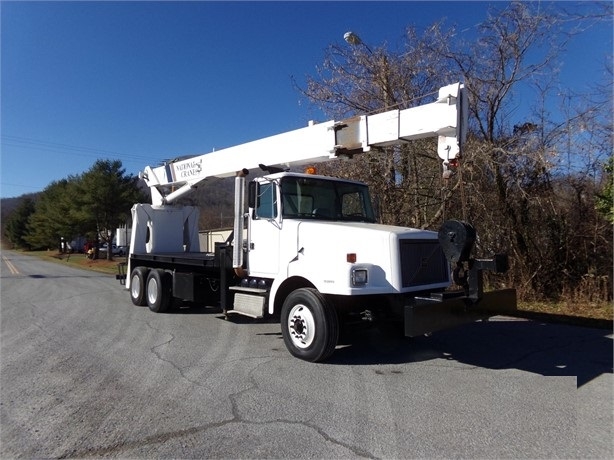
(130, 267, 149, 306)
(146, 269, 172, 313)
(280, 288, 339, 362)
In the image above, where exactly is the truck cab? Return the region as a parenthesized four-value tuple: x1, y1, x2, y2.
(247, 172, 375, 276)
(244, 171, 450, 303)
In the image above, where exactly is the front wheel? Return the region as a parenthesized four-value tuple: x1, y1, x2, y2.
(280, 288, 339, 362)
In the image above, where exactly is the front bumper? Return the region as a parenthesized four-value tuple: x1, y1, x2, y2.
(404, 288, 517, 337)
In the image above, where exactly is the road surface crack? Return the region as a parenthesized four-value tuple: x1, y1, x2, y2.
(59, 357, 377, 459)
(143, 320, 206, 387)
(227, 358, 379, 459)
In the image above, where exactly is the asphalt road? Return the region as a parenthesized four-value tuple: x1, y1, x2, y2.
(1, 250, 612, 459)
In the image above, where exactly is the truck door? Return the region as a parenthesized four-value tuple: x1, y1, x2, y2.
(248, 180, 280, 277)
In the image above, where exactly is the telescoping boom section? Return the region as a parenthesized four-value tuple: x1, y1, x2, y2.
(122, 82, 516, 363)
(140, 83, 467, 205)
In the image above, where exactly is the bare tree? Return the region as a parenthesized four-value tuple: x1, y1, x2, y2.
(297, 27, 458, 228)
(428, 1, 613, 300)
(299, 1, 612, 302)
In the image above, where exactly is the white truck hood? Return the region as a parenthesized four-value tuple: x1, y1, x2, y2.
(284, 220, 450, 295)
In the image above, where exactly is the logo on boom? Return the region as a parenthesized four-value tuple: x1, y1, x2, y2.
(174, 159, 203, 179)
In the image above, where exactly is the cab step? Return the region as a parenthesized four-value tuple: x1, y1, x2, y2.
(227, 286, 267, 318)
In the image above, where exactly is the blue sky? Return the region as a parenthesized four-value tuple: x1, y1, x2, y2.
(1, 1, 611, 198)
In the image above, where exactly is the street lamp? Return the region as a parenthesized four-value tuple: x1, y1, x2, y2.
(343, 31, 393, 108)
(344, 31, 372, 54)
(343, 30, 398, 186)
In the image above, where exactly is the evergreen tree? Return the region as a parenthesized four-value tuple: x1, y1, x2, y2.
(24, 179, 78, 250)
(4, 198, 36, 249)
(19, 159, 146, 256)
(74, 159, 146, 260)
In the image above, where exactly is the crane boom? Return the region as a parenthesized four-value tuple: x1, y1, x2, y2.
(141, 83, 467, 205)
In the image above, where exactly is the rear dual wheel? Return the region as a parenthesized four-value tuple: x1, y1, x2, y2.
(130, 267, 149, 306)
(281, 288, 339, 362)
(146, 269, 172, 313)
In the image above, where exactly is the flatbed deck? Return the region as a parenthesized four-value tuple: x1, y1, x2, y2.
(131, 251, 220, 269)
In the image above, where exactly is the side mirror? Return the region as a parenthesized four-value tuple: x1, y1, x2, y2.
(248, 181, 257, 209)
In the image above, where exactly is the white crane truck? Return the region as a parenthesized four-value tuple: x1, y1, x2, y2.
(118, 83, 516, 362)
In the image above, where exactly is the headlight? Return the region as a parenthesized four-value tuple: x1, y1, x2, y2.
(351, 268, 368, 286)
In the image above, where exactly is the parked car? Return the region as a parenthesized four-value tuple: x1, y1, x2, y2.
(100, 243, 126, 256)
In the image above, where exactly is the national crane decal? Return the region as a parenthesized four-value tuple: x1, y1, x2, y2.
(165, 158, 204, 182)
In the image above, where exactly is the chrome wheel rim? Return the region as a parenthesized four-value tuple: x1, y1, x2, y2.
(288, 304, 315, 349)
(147, 277, 158, 305)
(131, 274, 141, 299)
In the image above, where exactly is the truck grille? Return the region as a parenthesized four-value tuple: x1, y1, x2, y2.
(400, 240, 449, 288)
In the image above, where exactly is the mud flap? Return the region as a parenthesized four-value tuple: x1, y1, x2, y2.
(404, 288, 517, 337)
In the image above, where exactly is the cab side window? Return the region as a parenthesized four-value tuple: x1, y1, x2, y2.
(255, 182, 278, 219)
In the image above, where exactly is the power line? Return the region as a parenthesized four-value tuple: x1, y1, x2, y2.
(0, 135, 160, 163)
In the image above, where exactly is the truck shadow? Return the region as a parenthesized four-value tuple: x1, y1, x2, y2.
(170, 304, 223, 315)
(329, 318, 613, 388)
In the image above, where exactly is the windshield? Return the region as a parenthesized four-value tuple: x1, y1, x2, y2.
(280, 176, 376, 223)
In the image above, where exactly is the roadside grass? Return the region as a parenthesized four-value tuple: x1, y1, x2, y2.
(518, 300, 612, 321)
(24, 249, 124, 275)
(515, 300, 612, 329)
(11, 249, 613, 329)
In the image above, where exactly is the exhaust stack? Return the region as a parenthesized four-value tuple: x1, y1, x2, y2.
(233, 169, 249, 276)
